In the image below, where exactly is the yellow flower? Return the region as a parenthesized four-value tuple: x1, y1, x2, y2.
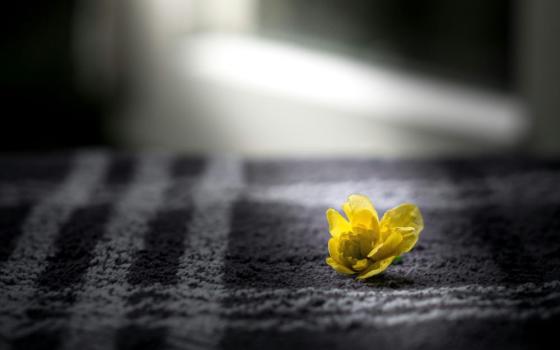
(325, 194, 423, 280)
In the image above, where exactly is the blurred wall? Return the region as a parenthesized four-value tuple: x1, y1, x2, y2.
(259, 0, 514, 90)
(2, 0, 559, 156)
(110, 0, 528, 157)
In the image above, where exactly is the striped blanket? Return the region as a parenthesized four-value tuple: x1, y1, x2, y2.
(1, 151, 559, 350)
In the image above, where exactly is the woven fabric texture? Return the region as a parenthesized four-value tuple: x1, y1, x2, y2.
(1, 151, 559, 350)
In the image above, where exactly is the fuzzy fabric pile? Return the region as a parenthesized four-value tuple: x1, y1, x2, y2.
(1, 151, 559, 350)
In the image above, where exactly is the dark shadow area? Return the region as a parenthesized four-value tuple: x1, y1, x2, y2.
(1, 2, 118, 152)
(220, 316, 559, 350)
(362, 274, 416, 289)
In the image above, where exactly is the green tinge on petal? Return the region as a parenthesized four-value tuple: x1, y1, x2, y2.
(352, 226, 376, 258)
(338, 234, 361, 264)
(356, 257, 395, 280)
(326, 257, 355, 275)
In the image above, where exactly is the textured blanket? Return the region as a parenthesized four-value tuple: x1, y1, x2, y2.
(1, 151, 559, 350)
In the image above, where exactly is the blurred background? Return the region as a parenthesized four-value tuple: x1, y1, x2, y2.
(1, 0, 559, 157)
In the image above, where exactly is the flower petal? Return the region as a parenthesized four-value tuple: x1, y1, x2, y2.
(346, 194, 380, 232)
(326, 208, 351, 237)
(326, 257, 355, 275)
(338, 234, 361, 265)
(356, 257, 395, 280)
(380, 203, 423, 239)
(394, 227, 419, 254)
(342, 201, 353, 222)
(328, 237, 344, 265)
(367, 230, 403, 261)
(353, 226, 376, 258)
(352, 258, 370, 271)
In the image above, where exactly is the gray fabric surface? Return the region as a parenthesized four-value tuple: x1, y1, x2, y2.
(0, 151, 559, 350)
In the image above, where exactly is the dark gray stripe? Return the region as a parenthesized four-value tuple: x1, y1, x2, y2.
(0, 154, 71, 182)
(115, 325, 168, 350)
(125, 156, 204, 288)
(127, 208, 194, 287)
(0, 155, 74, 263)
(171, 156, 206, 178)
(12, 156, 135, 346)
(32, 156, 136, 299)
(224, 200, 328, 290)
(35, 204, 114, 294)
(441, 160, 547, 284)
(104, 155, 136, 185)
(0, 204, 32, 262)
(0, 152, 107, 341)
(11, 329, 62, 350)
(116, 156, 206, 349)
(220, 316, 559, 350)
(61, 154, 173, 350)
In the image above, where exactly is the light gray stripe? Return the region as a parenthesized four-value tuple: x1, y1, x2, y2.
(221, 282, 560, 317)
(246, 171, 560, 210)
(61, 154, 173, 350)
(0, 152, 109, 334)
(102, 280, 556, 333)
(222, 281, 560, 331)
(165, 156, 244, 350)
(225, 280, 560, 300)
(0, 182, 56, 207)
(225, 304, 560, 331)
(224, 292, 560, 319)
(60, 279, 556, 334)
(104, 281, 560, 325)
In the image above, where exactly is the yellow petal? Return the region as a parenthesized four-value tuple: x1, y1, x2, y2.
(367, 230, 403, 261)
(352, 258, 370, 271)
(326, 257, 355, 275)
(345, 194, 380, 232)
(328, 237, 344, 265)
(380, 203, 423, 238)
(356, 257, 395, 280)
(394, 227, 419, 254)
(326, 208, 351, 237)
(342, 201, 353, 222)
